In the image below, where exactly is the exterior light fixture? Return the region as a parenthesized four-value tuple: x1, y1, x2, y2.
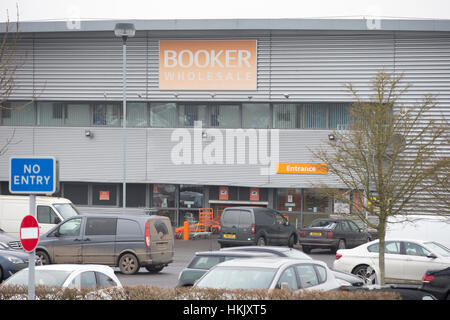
(114, 23, 136, 38)
(328, 134, 335, 141)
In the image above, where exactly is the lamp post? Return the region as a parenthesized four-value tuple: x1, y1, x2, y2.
(114, 23, 135, 214)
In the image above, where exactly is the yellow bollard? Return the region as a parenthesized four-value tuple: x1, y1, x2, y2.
(183, 221, 189, 240)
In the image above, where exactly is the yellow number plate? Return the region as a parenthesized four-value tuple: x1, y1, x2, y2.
(310, 232, 322, 237)
(223, 234, 236, 239)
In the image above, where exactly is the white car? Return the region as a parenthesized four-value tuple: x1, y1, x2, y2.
(194, 257, 340, 291)
(334, 239, 450, 284)
(2, 264, 122, 290)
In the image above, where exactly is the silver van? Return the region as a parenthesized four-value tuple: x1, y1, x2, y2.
(36, 214, 174, 275)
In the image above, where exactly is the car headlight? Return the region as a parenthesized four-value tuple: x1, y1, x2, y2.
(6, 256, 25, 264)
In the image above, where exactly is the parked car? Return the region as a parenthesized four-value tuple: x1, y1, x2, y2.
(421, 267, 450, 300)
(298, 218, 372, 253)
(334, 239, 450, 284)
(0, 243, 33, 282)
(194, 258, 340, 291)
(177, 250, 275, 287)
(339, 284, 437, 300)
(2, 264, 122, 290)
(218, 207, 298, 248)
(0, 229, 22, 250)
(36, 214, 174, 275)
(221, 245, 364, 287)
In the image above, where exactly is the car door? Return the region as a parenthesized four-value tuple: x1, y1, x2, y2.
(52, 217, 84, 264)
(337, 221, 353, 247)
(383, 241, 405, 282)
(236, 210, 253, 242)
(274, 211, 291, 244)
(347, 220, 366, 247)
(82, 217, 117, 265)
(402, 241, 436, 282)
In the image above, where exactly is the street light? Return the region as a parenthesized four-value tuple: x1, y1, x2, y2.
(115, 23, 135, 214)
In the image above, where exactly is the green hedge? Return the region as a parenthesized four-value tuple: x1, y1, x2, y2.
(0, 285, 399, 300)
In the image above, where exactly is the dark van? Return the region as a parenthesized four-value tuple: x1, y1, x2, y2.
(218, 207, 298, 248)
(36, 214, 174, 275)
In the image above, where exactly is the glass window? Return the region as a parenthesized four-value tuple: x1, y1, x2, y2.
(309, 220, 336, 229)
(329, 103, 350, 129)
(303, 103, 327, 129)
(273, 104, 299, 129)
(179, 104, 207, 127)
(303, 189, 331, 213)
(277, 188, 302, 212)
(424, 242, 450, 257)
(238, 211, 253, 227)
(117, 219, 142, 236)
(210, 104, 240, 128)
(37, 102, 64, 126)
(189, 256, 222, 270)
(70, 271, 97, 290)
(53, 203, 80, 219)
(277, 267, 298, 289)
(97, 272, 118, 288)
(37, 206, 61, 224)
(92, 184, 117, 206)
(180, 185, 204, 208)
(295, 264, 319, 288)
(63, 183, 88, 205)
(348, 221, 360, 232)
(339, 221, 351, 231)
(404, 242, 431, 257)
(127, 102, 147, 127)
(152, 184, 176, 208)
(120, 183, 146, 208)
(85, 218, 117, 236)
(65, 103, 91, 126)
(367, 241, 401, 254)
(315, 265, 327, 283)
(4, 270, 70, 287)
(1, 101, 35, 126)
(242, 103, 270, 128)
(93, 103, 121, 126)
(150, 103, 177, 127)
(58, 218, 82, 237)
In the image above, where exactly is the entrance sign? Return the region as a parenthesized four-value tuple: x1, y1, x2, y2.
(9, 157, 58, 194)
(20, 215, 40, 252)
(276, 163, 328, 175)
(159, 40, 257, 90)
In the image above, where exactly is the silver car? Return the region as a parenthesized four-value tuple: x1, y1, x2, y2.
(194, 257, 341, 291)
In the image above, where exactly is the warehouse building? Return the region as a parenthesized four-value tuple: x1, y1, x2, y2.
(0, 18, 449, 227)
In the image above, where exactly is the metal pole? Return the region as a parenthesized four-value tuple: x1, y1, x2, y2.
(28, 194, 36, 300)
(122, 36, 127, 215)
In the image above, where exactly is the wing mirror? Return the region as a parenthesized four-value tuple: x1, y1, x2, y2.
(427, 253, 437, 259)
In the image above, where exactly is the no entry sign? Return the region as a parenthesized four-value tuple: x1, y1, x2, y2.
(20, 215, 40, 252)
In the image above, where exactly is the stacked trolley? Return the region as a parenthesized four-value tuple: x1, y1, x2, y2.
(175, 208, 221, 239)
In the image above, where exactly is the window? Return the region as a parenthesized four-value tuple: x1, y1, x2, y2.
(277, 188, 302, 212)
(303, 189, 331, 213)
(1, 101, 35, 126)
(150, 103, 177, 127)
(368, 241, 401, 254)
(85, 218, 117, 236)
(329, 103, 350, 129)
(303, 103, 327, 129)
(127, 102, 147, 127)
(65, 103, 91, 126)
(348, 220, 360, 232)
(70, 271, 97, 290)
(404, 242, 431, 257)
(63, 183, 88, 205)
(179, 104, 207, 127)
(242, 103, 270, 128)
(152, 184, 176, 208)
(189, 256, 222, 270)
(314, 265, 327, 283)
(339, 221, 351, 232)
(277, 267, 298, 289)
(93, 103, 121, 126)
(273, 104, 299, 129)
(37, 206, 61, 224)
(97, 272, 118, 288)
(180, 185, 204, 208)
(58, 218, 82, 237)
(117, 219, 142, 236)
(120, 183, 146, 208)
(238, 211, 252, 227)
(295, 264, 319, 288)
(37, 102, 91, 126)
(210, 104, 240, 128)
(92, 184, 117, 206)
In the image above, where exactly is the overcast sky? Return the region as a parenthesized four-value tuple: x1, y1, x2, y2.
(1, 0, 450, 22)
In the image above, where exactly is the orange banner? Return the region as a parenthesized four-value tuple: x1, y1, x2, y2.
(276, 163, 328, 175)
(159, 40, 257, 90)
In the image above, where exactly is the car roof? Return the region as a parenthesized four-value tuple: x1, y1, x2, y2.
(220, 246, 293, 252)
(213, 257, 324, 269)
(25, 264, 115, 272)
(195, 250, 275, 257)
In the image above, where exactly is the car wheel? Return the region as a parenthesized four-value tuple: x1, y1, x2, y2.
(256, 236, 266, 246)
(145, 265, 164, 273)
(118, 253, 140, 275)
(352, 265, 377, 285)
(36, 250, 51, 265)
(288, 234, 296, 248)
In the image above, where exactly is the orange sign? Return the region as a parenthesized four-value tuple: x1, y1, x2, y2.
(99, 190, 110, 201)
(276, 163, 328, 175)
(159, 40, 257, 90)
(219, 186, 229, 200)
(250, 188, 260, 201)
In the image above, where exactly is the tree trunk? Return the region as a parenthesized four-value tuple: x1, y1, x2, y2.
(378, 218, 387, 285)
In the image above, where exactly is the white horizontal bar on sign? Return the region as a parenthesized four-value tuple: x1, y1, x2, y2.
(208, 200, 269, 205)
(21, 227, 39, 239)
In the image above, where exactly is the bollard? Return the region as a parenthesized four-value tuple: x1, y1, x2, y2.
(183, 221, 189, 240)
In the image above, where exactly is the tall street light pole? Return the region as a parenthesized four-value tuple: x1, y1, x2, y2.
(114, 23, 135, 214)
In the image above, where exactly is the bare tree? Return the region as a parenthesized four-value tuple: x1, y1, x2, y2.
(313, 71, 449, 285)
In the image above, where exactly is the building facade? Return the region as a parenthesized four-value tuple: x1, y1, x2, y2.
(0, 19, 449, 227)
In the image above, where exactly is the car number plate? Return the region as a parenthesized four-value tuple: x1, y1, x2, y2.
(310, 232, 322, 237)
(223, 234, 236, 239)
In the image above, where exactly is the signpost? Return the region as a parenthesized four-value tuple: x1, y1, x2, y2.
(9, 157, 58, 300)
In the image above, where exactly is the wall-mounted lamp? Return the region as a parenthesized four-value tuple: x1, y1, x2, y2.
(328, 133, 335, 141)
(85, 130, 94, 138)
(174, 92, 179, 98)
(103, 92, 107, 99)
(137, 92, 143, 98)
(284, 93, 289, 98)
(248, 95, 253, 100)
(210, 92, 216, 98)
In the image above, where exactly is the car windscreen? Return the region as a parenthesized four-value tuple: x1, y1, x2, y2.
(188, 256, 222, 270)
(308, 220, 336, 229)
(196, 267, 276, 289)
(53, 203, 80, 219)
(424, 242, 450, 257)
(3, 269, 71, 287)
(282, 249, 313, 260)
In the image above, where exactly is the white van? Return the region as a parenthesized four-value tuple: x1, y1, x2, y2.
(386, 214, 450, 249)
(0, 195, 80, 238)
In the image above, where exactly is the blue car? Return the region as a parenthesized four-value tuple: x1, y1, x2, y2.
(0, 243, 31, 282)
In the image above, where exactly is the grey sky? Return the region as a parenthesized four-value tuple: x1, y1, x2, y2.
(1, 0, 450, 22)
